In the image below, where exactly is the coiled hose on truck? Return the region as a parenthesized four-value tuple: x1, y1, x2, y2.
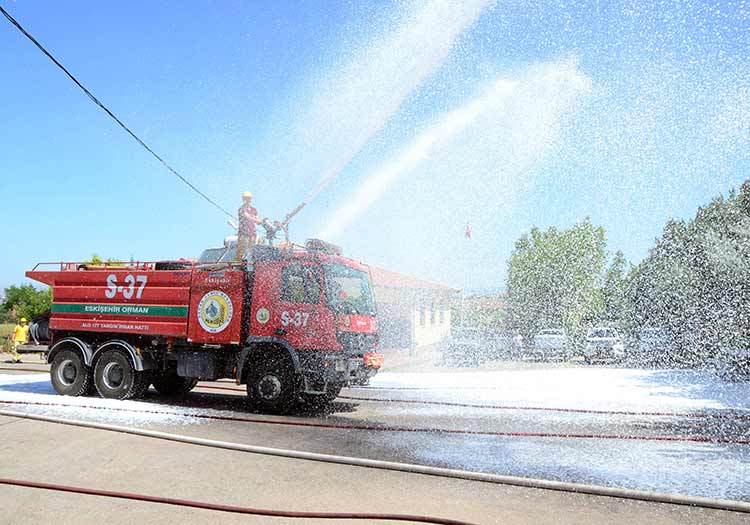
(28, 318, 49, 344)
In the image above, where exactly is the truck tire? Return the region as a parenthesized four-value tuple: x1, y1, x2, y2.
(152, 372, 199, 396)
(132, 371, 153, 399)
(50, 349, 91, 397)
(246, 358, 297, 414)
(324, 383, 344, 403)
(302, 383, 343, 408)
(94, 349, 141, 400)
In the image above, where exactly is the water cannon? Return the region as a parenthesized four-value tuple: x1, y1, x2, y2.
(260, 217, 288, 246)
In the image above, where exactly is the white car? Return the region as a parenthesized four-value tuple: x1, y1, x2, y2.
(530, 328, 571, 361)
(584, 327, 625, 364)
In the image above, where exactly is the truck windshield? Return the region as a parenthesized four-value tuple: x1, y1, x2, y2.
(198, 248, 225, 263)
(323, 264, 375, 315)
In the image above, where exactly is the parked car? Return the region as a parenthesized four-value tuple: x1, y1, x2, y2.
(482, 329, 516, 360)
(442, 327, 484, 367)
(584, 327, 625, 364)
(528, 328, 571, 361)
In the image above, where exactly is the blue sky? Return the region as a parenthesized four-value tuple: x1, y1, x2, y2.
(1, 0, 748, 293)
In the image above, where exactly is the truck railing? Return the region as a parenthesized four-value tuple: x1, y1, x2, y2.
(29, 245, 363, 273)
(30, 260, 201, 272)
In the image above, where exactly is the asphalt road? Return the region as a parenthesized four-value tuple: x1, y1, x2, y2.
(0, 360, 749, 523)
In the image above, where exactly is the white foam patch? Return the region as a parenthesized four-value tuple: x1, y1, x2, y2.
(0, 373, 207, 427)
(368, 367, 750, 413)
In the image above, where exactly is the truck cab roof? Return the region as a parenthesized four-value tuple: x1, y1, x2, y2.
(198, 239, 369, 273)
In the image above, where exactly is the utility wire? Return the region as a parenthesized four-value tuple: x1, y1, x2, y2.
(0, 5, 235, 219)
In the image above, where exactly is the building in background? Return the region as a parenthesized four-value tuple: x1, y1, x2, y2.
(370, 266, 459, 349)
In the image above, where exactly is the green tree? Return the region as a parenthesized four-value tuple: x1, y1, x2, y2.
(2, 284, 52, 322)
(629, 180, 750, 365)
(505, 217, 607, 347)
(451, 294, 505, 330)
(602, 251, 629, 324)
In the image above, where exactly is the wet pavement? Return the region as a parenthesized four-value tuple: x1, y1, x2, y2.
(1, 363, 748, 502)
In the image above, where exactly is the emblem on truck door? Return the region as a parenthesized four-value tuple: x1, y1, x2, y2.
(198, 290, 233, 333)
(255, 308, 270, 324)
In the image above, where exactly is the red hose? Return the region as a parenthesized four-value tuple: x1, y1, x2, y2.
(1, 399, 747, 445)
(336, 395, 750, 421)
(0, 477, 476, 524)
(5, 368, 747, 422)
(193, 384, 750, 422)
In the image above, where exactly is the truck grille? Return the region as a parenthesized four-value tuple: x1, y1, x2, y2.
(337, 332, 377, 356)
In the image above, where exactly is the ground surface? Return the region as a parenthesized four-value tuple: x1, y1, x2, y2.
(0, 357, 748, 523)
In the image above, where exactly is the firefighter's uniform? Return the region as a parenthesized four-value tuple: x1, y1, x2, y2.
(236, 192, 259, 262)
(10, 319, 29, 363)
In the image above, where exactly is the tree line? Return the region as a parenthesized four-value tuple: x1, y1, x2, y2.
(1, 254, 119, 324)
(505, 181, 750, 364)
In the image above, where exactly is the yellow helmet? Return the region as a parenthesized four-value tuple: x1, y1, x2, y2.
(20, 318, 27, 323)
(242, 191, 253, 199)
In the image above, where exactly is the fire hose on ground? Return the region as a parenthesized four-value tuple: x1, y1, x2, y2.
(0, 408, 749, 515)
(1, 398, 748, 445)
(3, 366, 748, 422)
(0, 476, 473, 524)
(193, 382, 750, 422)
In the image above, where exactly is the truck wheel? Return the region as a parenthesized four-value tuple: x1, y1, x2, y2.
(152, 372, 199, 396)
(94, 350, 140, 400)
(246, 358, 296, 414)
(324, 383, 344, 403)
(50, 349, 91, 397)
(132, 371, 153, 399)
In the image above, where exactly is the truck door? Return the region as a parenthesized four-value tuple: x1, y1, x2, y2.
(250, 262, 333, 350)
(187, 267, 244, 345)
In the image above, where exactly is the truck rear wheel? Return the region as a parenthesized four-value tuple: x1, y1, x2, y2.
(152, 372, 199, 396)
(94, 350, 141, 400)
(132, 371, 152, 399)
(50, 349, 91, 397)
(246, 358, 297, 414)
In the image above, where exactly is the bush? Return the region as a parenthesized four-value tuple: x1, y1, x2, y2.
(1, 284, 52, 322)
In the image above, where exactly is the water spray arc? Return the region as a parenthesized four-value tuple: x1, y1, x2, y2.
(315, 58, 593, 287)
(272, 0, 493, 235)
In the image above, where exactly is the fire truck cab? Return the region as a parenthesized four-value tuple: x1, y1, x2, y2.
(27, 239, 381, 413)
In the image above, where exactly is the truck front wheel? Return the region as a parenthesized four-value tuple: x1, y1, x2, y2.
(323, 383, 344, 403)
(94, 350, 142, 400)
(246, 358, 297, 414)
(50, 349, 91, 397)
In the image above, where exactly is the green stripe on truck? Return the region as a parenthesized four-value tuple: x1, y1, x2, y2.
(51, 303, 189, 317)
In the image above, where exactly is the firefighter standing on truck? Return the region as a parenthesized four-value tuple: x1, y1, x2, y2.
(8, 317, 29, 363)
(236, 191, 263, 262)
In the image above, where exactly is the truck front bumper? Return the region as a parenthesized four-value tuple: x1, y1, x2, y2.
(299, 352, 375, 394)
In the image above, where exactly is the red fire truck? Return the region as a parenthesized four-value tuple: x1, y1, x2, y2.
(26, 239, 382, 413)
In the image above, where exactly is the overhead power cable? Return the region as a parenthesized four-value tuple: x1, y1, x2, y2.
(0, 5, 234, 219)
